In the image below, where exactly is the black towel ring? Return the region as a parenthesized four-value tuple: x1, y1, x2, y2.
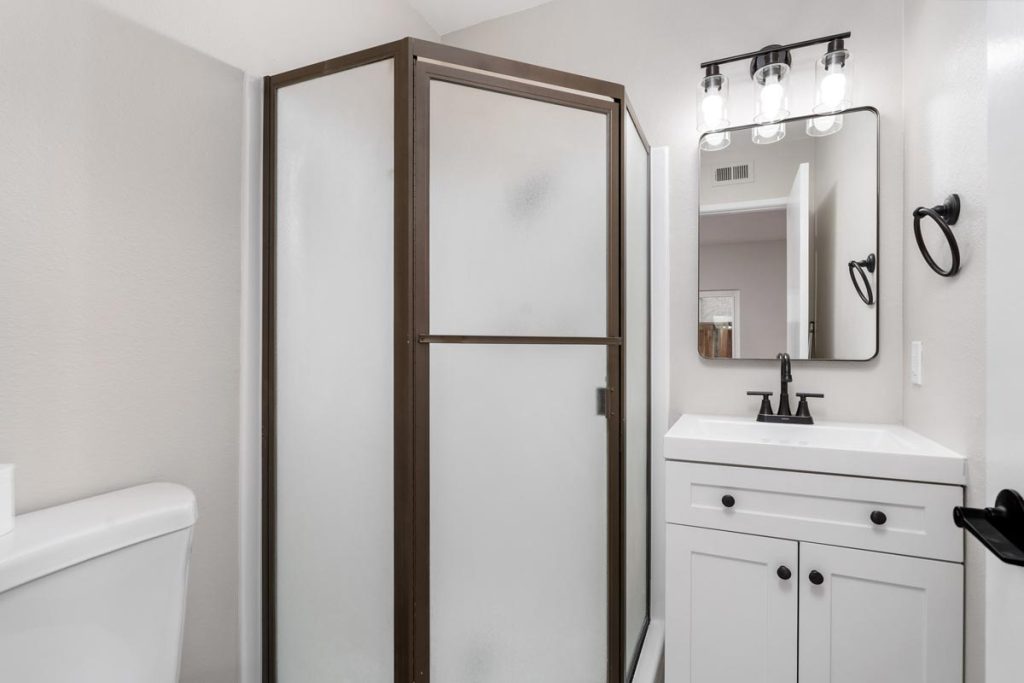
(913, 194, 961, 277)
(847, 253, 876, 305)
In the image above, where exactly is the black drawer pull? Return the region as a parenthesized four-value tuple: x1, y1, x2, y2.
(721, 494, 735, 508)
(777, 566, 792, 581)
(809, 570, 824, 586)
(870, 510, 888, 526)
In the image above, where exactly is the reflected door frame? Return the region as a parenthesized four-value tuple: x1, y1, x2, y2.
(698, 289, 741, 357)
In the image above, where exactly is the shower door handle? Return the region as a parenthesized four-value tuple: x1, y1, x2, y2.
(596, 387, 609, 416)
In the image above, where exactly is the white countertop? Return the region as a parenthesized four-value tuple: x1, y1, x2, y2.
(665, 414, 967, 485)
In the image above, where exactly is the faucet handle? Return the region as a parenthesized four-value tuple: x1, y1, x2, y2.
(747, 391, 774, 421)
(795, 393, 825, 420)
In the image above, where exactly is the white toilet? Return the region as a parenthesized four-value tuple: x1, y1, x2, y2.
(0, 483, 197, 682)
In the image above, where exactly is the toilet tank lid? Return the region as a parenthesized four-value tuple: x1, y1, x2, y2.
(0, 483, 197, 594)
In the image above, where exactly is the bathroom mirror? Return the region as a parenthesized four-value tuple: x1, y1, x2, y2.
(697, 106, 879, 361)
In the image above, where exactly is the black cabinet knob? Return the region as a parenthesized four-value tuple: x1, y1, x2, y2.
(870, 510, 888, 526)
(809, 570, 825, 586)
(721, 494, 735, 508)
(777, 566, 792, 581)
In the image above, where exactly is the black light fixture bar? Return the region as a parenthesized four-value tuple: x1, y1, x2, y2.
(700, 31, 851, 70)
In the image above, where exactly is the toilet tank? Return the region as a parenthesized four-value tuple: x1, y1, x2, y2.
(0, 483, 198, 683)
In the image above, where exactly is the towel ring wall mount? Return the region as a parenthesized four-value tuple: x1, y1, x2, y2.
(913, 193, 961, 277)
(847, 253, 876, 305)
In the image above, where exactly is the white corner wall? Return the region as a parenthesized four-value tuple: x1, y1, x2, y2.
(650, 147, 671, 625)
(0, 1, 244, 680)
(985, 3, 1024, 680)
(902, 2, 988, 681)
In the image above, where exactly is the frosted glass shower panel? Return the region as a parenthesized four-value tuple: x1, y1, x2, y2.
(274, 59, 395, 682)
(429, 81, 609, 336)
(623, 115, 650, 678)
(430, 344, 609, 682)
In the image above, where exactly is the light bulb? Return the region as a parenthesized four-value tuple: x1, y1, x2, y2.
(806, 114, 843, 137)
(697, 69, 729, 133)
(700, 130, 731, 151)
(820, 71, 847, 109)
(811, 115, 836, 133)
(759, 79, 785, 121)
(814, 44, 853, 114)
(752, 122, 785, 144)
(701, 92, 726, 129)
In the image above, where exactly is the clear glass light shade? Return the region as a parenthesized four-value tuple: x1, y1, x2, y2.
(700, 130, 731, 152)
(752, 121, 786, 145)
(753, 62, 790, 124)
(806, 113, 844, 137)
(814, 49, 853, 113)
(696, 72, 730, 133)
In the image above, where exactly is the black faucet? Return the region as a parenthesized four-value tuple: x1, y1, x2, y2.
(746, 353, 825, 424)
(777, 352, 793, 417)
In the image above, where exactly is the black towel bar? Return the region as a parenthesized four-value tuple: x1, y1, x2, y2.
(954, 489, 1024, 566)
(913, 194, 961, 277)
(847, 253, 876, 305)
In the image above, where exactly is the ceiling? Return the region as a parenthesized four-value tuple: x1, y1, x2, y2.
(408, 0, 555, 35)
(85, 0, 557, 75)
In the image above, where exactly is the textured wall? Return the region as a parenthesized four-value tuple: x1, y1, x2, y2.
(902, 2, 988, 681)
(0, 1, 243, 680)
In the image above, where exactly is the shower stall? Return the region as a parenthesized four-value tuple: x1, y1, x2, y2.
(262, 38, 651, 683)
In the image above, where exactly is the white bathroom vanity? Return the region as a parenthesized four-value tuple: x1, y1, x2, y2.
(665, 414, 966, 682)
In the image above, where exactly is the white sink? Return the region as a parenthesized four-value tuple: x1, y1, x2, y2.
(666, 414, 966, 484)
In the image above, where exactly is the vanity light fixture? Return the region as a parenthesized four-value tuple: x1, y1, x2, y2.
(697, 65, 731, 151)
(751, 45, 792, 144)
(807, 37, 854, 137)
(697, 31, 852, 147)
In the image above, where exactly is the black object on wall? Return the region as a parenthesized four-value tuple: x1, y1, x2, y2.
(848, 253, 876, 305)
(913, 193, 962, 277)
(954, 489, 1024, 566)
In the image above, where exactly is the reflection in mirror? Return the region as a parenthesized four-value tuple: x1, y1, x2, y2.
(697, 107, 878, 360)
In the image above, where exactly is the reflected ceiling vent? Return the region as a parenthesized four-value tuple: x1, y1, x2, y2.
(712, 161, 753, 186)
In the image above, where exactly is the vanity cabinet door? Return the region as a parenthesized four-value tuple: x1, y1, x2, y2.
(666, 525, 798, 683)
(798, 543, 963, 683)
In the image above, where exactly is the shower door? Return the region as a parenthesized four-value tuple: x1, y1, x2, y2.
(264, 38, 650, 683)
(416, 62, 620, 683)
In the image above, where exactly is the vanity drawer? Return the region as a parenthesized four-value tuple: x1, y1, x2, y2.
(666, 461, 964, 562)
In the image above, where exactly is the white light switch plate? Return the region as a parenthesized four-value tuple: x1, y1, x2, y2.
(911, 341, 923, 386)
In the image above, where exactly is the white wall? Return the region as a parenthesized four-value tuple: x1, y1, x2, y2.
(985, 3, 1024, 680)
(902, 2, 988, 680)
(0, 1, 243, 681)
(87, 0, 439, 74)
(444, 0, 905, 426)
